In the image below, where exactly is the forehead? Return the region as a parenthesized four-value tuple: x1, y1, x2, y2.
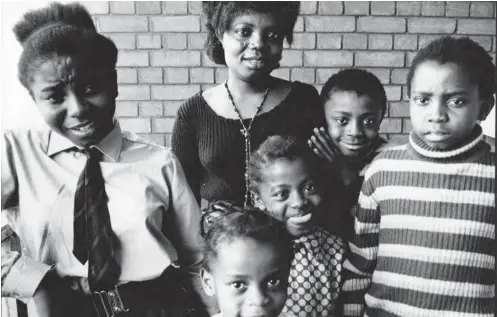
(325, 90, 381, 115)
(213, 237, 284, 275)
(33, 55, 105, 83)
(229, 10, 284, 28)
(261, 158, 311, 184)
(410, 60, 476, 93)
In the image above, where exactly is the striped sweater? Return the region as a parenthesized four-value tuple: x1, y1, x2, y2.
(341, 126, 495, 317)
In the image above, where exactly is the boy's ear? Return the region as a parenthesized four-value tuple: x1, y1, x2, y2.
(478, 96, 495, 121)
(200, 268, 216, 297)
(253, 193, 266, 210)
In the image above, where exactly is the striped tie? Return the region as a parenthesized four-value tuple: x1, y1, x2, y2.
(73, 147, 121, 291)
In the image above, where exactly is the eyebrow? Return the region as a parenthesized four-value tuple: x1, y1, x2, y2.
(40, 83, 64, 93)
(411, 90, 469, 97)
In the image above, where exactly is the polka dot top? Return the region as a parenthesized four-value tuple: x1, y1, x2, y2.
(284, 226, 346, 317)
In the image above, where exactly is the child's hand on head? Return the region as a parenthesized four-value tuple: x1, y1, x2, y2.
(308, 127, 339, 164)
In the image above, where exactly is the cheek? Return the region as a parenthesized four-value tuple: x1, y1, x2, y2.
(327, 123, 344, 140)
(37, 103, 65, 130)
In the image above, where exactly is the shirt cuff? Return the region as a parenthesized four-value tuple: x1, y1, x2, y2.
(2, 255, 52, 299)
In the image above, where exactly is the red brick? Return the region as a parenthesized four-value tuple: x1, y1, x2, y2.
(457, 19, 496, 35)
(151, 85, 200, 100)
(104, 33, 136, 49)
(117, 85, 151, 101)
(357, 17, 406, 33)
(388, 134, 409, 145)
(371, 2, 395, 15)
(139, 68, 163, 84)
(379, 118, 402, 133)
(406, 52, 417, 67)
(421, 2, 445, 16)
(287, 33, 316, 49)
(294, 17, 304, 32)
(418, 35, 441, 49)
(396, 2, 421, 16)
(164, 134, 173, 148)
(368, 34, 393, 50)
(394, 35, 417, 50)
(389, 101, 410, 117)
(408, 18, 456, 33)
(402, 86, 409, 101)
(81, 2, 109, 14)
(280, 50, 303, 67)
(272, 68, 290, 81)
(137, 34, 161, 49)
(200, 84, 216, 91)
(316, 69, 343, 84)
(153, 118, 177, 133)
(150, 16, 200, 32)
(343, 34, 367, 49)
(305, 16, 355, 32)
(188, 1, 202, 14)
(318, 1, 344, 15)
(300, 1, 317, 14)
(164, 68, 189, 84)
(162, 33, 187, 50)
(355, 52, 404, 67)
(164, 101, 184, 117)
(97, 16, 148, 32)
(136, 2, 161, 14)
(385, 86, 402, 101)
(117, 68, 137, 84)
(363, 68, 391, 85)
(151, 51, 200, 67)
(305, 51, 353, 67)
(446, 2, 470, 17)
(188, 33, 207, 49)
(120, 118, 151, 133)
(344, 1, 370, 15)
(190, 68, 214, 84)
(116, 51, 149, 67)
(115, 101, 138, 117)
(391, 69, 410, 85)
(215, 69, 229, 83)
(291, 68, 315, 83)
(162, 1, 188, 14)
(139, 101, 163, 117)
(110, 2, 135, 14)
(402, 118, 413, 133)
(138, 134, 165, 146)
(470, 2, 494, 17)
(317, 34, 342, 49)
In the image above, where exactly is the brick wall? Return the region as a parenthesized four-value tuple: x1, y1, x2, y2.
(82, 1, 496, 146)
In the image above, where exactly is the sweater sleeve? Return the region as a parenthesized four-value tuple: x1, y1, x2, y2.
(171, 100, 203, 204)
(340, 170, 381, 317)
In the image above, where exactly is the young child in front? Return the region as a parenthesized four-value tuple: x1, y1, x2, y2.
(308, 69, 390, 241)
(341, 36, 496, 317)
(199, 201, 295, 317)
(1, 3, 206, 317)
(248, 135, 346, 317)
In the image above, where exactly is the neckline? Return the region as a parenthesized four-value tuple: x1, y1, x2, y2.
(198, 81, 299, 122)
(408, 125, 485, 161)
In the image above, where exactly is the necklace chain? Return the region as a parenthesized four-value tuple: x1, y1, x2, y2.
(224, 80, 270, 207)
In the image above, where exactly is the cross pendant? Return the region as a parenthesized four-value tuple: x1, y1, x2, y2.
(240, 129, 249, 138)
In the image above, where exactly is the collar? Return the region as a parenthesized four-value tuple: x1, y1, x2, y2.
(47, 121, 123, 162)
(409, 125, 484, 160)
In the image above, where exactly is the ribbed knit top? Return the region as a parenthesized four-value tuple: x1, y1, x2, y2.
(171, 81, 325, 205)
(341, 125, 495, 317)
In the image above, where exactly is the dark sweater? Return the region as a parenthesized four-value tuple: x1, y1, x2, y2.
(171, 81, 325, 205)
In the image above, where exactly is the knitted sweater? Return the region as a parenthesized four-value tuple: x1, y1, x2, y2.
(171, 81, 325, 205)
(341, 126, 495, 317)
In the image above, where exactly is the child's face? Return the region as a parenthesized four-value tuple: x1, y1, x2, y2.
(254, 157, 322, 237)
(221, 11, 285, 82)
(324, 91, 383, 157)
(202, 237, 290, 317)
(29, 56, 117, 148)
(409, 60, 487, 150)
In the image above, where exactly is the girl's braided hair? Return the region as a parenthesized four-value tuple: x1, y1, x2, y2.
(14, 2, 118, 91)
(201, 200, 294, 270)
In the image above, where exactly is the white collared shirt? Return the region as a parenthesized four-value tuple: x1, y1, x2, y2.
(1, 122, 203, 299)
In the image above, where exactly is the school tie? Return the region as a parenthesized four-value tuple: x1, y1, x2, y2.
(73, 147, 121, 290)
